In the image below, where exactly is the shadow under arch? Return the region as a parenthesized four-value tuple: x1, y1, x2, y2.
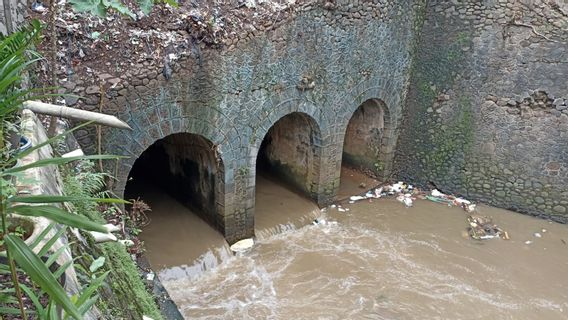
(124, 132, 225, 234)
(342, 98, 393, 180)
(255, 111, 323, 199)
(252, 112, 323, 235)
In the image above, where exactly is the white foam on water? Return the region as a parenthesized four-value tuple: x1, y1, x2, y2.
(157, 201, 568, 320)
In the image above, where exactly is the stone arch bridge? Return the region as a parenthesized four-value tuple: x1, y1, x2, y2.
(82, 2, 421, 243)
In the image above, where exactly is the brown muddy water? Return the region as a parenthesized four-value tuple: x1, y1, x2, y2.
(133, 169, 568, 320)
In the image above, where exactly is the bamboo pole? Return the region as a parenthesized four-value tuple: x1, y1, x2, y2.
(21, 101, 132, 130)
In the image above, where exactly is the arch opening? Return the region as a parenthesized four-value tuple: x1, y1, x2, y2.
(339, 99, 392, 195)
(254, 112, 322, 233)
(124, 133, 227, 267)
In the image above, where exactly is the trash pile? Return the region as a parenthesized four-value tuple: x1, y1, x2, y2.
(348, 181, 417, 207)
(341, 181, 511, 242)
(467, 215, 509, 240)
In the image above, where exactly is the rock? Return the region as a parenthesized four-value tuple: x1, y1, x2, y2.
(553, 98, 565, 107)
(98, 73, 113, 80)
(85, 85, 99, 95)
(65, 95, 80, 106)
(553, 205, 566, 214)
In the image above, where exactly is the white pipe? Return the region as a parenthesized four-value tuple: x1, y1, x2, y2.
(22, 101, 132, 130)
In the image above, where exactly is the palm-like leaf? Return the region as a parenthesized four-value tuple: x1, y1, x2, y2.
(4, 235, 83, 320)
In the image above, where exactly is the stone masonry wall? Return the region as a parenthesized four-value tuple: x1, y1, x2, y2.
(67, 1, 425, 242)
(396, 0, 568, 222)
(0, 0, 27, 35)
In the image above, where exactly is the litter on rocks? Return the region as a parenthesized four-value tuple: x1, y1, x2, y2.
(467, 214, 508, 240)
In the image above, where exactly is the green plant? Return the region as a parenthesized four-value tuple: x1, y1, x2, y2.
(62, 163, 163, 319)
(0, 125, 126, 319)
(0, 21, 127, 320)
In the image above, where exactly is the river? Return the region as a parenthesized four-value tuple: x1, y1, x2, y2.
(132, 168, 568, 320)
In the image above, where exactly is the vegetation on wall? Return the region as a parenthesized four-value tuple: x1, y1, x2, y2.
(63, 161, 163, 320)
(399, 27, 475, 186)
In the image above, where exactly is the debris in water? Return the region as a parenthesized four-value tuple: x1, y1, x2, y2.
(350, 195, 367, 202)
(396, 194, 414, 207)
(467, 215, 507, 240)
(541, 228, 547, 233)
(330, 204, 337, 209)
(426, 189, 476, 212)
(374, 187, 383, 198)
(534, 232, 542, 238)
(525, 240, 533, 245)
(338, 207, 346, 212)
(359, 182, 367, 189)
(230, 238, 254, 253)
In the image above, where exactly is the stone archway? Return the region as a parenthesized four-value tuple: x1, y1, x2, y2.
(342, 98, 393, 180)
(252, 112, 323, 233)
(124, 133, 225, 233)
(255, 112, 323, 199)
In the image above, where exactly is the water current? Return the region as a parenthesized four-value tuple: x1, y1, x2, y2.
(132, 168, 568, 320)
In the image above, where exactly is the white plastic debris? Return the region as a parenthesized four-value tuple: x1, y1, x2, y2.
(534, 232, 542, 238)
(431, 189, 445, 198)
(330, 204, 337, 208)
(525, 240, 533, 245)
(61, 149, 84, 158)
(89, 231, 117, 243)
(454, 197, 472, 205)
(313, 218, 326, 225)
(230, 238, 254, 253)
(463, 204, 476, 213)
(374, 187, 383, 198)
(143, 316, 155, 320)
(118, 239, 135, 247)
(104, 223, 121, 233)
(390, 182, 405, 193)
(146, 272, 155, 281)
(396, 194, 414, 207)
(338, 207, 346, 212)
(349, 195, 366, 202)
(31, 1, 47, 13)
